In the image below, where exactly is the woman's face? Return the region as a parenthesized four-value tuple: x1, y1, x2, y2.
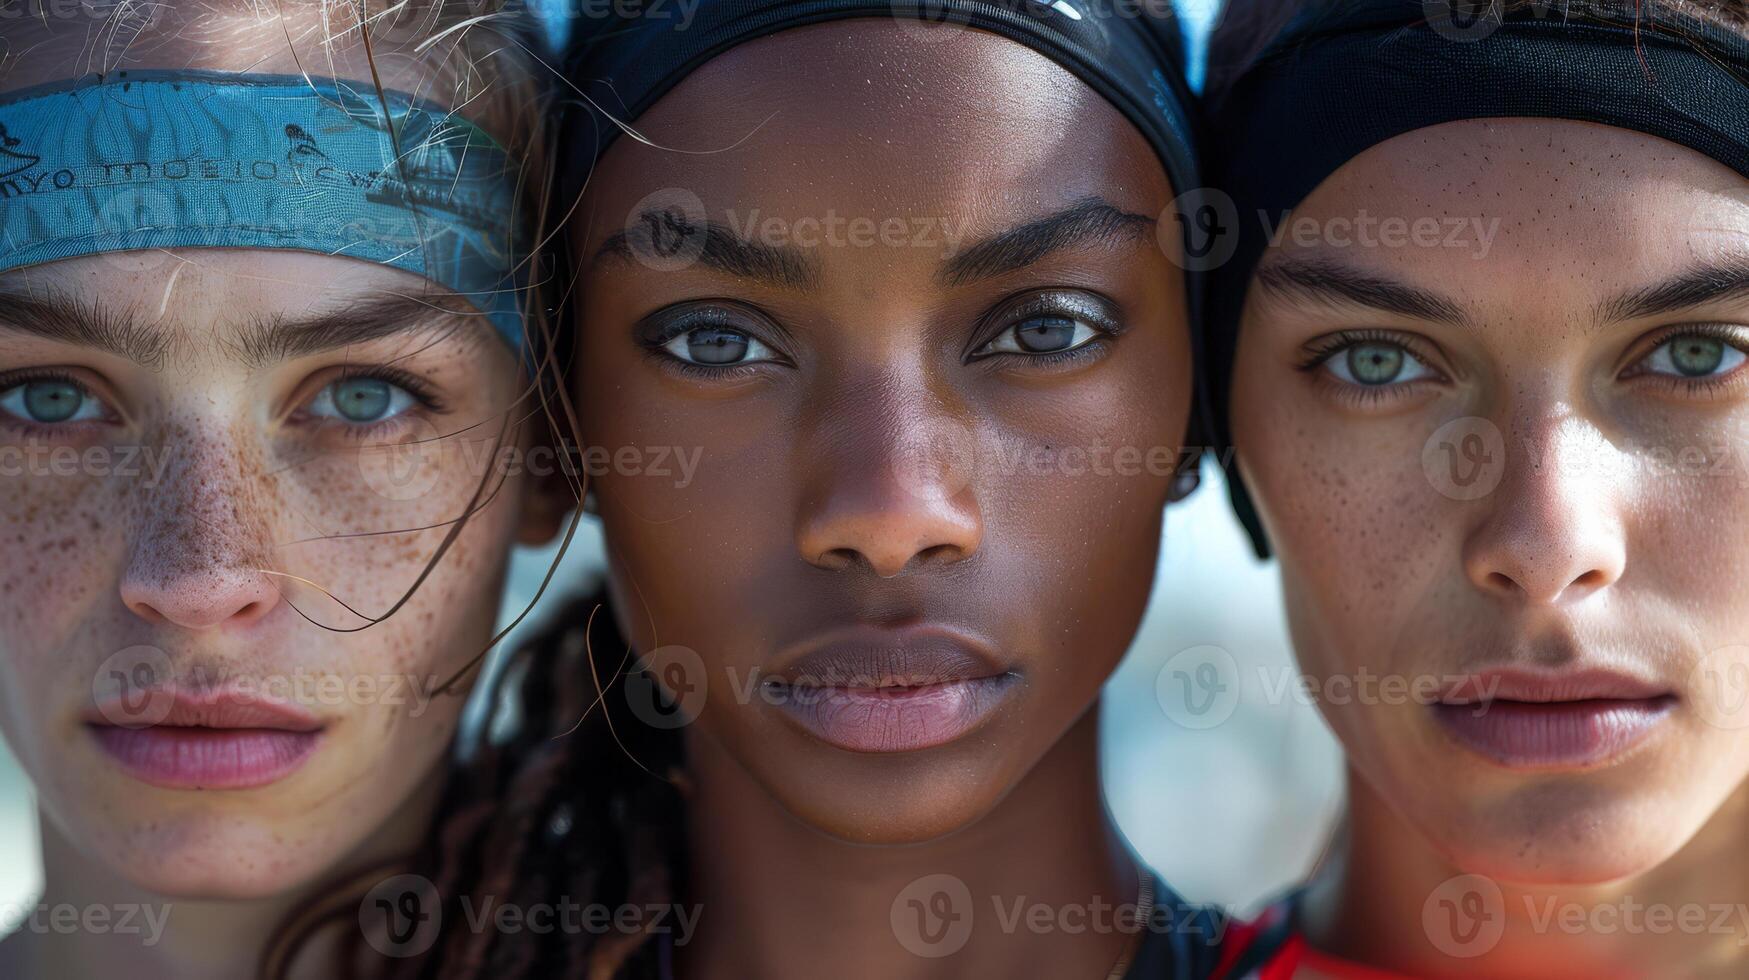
(1232, 118, 1749, 884)
(0, 251, 539, 897)
(0, 10, 544, 898)
(574, 23, 1191, 843)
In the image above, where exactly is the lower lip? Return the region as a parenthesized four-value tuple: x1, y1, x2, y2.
(88, 726, 322, 789)
(769, 675, 1016, 753)
(1431, 697, 1676, 769)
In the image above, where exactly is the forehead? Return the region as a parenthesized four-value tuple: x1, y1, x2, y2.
(577, 21, 1173, 262)
(0, 249, 460, 356)
(1271, 118, 1749, 320)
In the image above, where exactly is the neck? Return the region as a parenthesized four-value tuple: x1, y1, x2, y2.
(5, 769, 444, 980)
(1305, 767, 1749, 978)
(679, 707, 1140, 980)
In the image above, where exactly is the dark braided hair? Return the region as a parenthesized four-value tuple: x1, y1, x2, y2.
(265, 591, 690, 979)
(397, 591, 688, 979)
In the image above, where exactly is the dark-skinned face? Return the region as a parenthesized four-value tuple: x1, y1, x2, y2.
(571, 22, 1192, 844)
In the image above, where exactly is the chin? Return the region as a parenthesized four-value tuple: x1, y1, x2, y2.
(76, 813, 341, 900)
(1423, 784, 1700, 887)
(761, 751, 1020, 846)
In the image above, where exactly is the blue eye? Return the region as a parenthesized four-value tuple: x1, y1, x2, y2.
(0, 378, 107, 424)
(1324, 341, 1434, 387)
(662, 327, 780, 366)
(981, 315, 1101, 355)
(308, 377, 417, 424)
(1641, 334, 1747, 378)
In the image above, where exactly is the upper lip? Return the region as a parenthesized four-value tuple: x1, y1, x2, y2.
(85, 687, 324, 731)
(768, 625, 1012, 689)
(1437, 667, 1673, 705)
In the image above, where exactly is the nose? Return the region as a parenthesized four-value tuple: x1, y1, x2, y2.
(119, 432, 282, 630)
(795, 377, 983, 578)
(1461, 413, 1626, 606)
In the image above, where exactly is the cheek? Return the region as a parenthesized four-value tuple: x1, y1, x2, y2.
(1617, 418, 1749, 635)
(261, 422, 533, 641)
(1235, 384, 1457, 675)
(0, 469, 116, 649)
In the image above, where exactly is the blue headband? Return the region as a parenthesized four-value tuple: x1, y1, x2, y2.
(0, 70, 527, 350)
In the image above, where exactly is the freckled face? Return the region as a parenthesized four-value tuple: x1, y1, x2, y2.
(0, 250, 534, 897)
(573, 24, 1192, 844)
(1231, 119, 1749, 883)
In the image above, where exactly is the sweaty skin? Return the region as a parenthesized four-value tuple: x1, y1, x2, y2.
(0, 8, 553, 980)
(1232, 118, 1749, 977)
(572, 21, 1194, 980)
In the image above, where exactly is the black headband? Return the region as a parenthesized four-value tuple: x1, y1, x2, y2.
(566, 0, 1198, 203)
(1205, 0, 1749, 557)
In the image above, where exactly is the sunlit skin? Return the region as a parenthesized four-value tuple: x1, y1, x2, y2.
(0, 8, 553, 980)
(1231, 118, 1749, 977)
(571, 22, 1194, 980)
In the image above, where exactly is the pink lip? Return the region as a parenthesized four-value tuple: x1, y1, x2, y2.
(766, 626, 1018, 753)
(1432, 668, 1676, 770)
(85, 689, 324, 790)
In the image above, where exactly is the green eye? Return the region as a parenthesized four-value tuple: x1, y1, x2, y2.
(0, 378, 106, 425)
(309, 377, 416, 424)
(1323, 339, 1433, 388)
(1345, 343, 1404, 385)
(1639, 333, 1747, 380)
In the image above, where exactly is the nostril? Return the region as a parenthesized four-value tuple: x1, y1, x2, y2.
(1486, 571, 1519, 595)
(815, 548, 858, 571)
(915, 543, 964, 566)
(126, 601, 167, 626)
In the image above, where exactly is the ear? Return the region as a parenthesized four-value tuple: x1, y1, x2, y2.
(517, 463, 576, 546)
(517, 413, 583, 547)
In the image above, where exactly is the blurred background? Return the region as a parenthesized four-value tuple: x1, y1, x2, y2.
(0, 0, 1345, 924)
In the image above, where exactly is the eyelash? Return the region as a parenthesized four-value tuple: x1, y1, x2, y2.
(0, 368, 115, 437)
(293, 366, 447, 441)
(638, 309, 791, 383)
(962, 291, 1126, 377)
(1292, 329, 1450, 409)
(1620, 323, 1749, 396)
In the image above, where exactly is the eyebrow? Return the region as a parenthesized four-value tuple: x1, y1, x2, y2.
(593, 213, 819, 290)
(1598, 257, 1749, 324)
(0, 287, 174, 368)
(0, 286, 482, 369)
(1254, 260, 1468, 325)
(228, 292, 485, 368)
(939, 197, 1157, 286)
